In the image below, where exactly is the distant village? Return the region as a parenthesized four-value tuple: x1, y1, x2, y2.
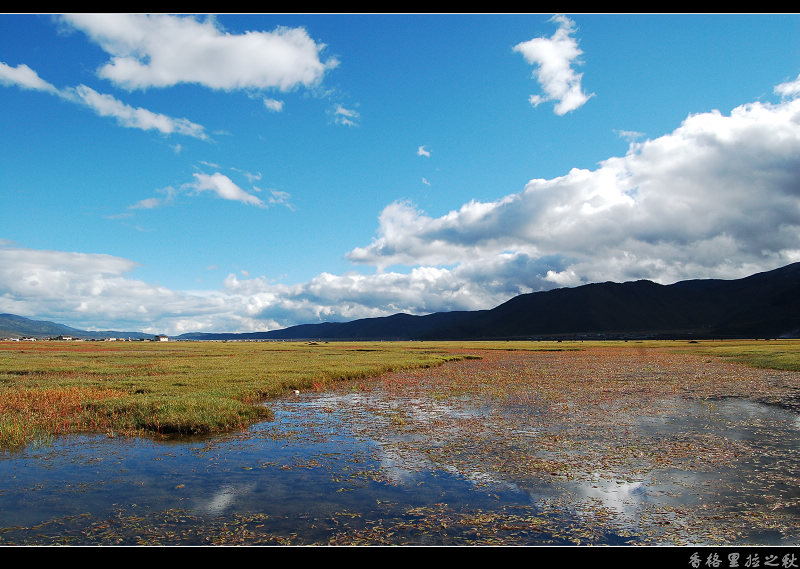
(1, 334, 170, 342)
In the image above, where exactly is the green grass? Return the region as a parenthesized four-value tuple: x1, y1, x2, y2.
(0, 340, 465, 450)
(669, 339, 800, 372)
(537, 338, 800, 372)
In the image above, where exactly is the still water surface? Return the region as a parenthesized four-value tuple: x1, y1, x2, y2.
(1, 386, 799, 545)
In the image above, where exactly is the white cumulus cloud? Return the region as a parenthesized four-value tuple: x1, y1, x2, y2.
(514, 14, 594, 115)
(348, 95, 800, 285)
(60, 13, 338, 92)
(0, 246, 198, 331)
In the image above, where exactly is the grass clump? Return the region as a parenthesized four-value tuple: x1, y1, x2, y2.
(0, 385, 126, 449)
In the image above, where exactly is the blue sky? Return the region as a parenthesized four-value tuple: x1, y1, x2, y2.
(1, 13, 799, 335)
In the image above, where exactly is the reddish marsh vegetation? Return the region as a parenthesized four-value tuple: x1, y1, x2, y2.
(361, 344, 800, 474)
(304, 343, 800, 545)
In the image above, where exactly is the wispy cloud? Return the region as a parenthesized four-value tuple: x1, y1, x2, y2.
(514, 14, 594, 115)
(417, 145, 431, 157)
(615, 129, 645, 142)
(231, 168, 262, 184)
(126, 186, 178, 211)
(333, 104, 359, 126)
(69, 84, 208, 139)
(128, 197, 163, 210)
(123, 171, 291, 213)
(190, 172, 266, 207)
(775, 73, 800, 99)
(0, 61, 59, 93)
(0, 60, 209, 139)
(265, 189, 294, 210)
(263, 97, 284, 112)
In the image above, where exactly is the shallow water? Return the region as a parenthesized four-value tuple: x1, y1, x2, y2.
(1, 385, 800, 545)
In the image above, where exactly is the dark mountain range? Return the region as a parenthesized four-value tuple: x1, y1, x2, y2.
(178, 262, 800, 341)
(0, 313, 152, 340)
(2, 264, 797, 342)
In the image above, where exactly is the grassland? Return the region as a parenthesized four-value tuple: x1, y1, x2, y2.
(1, 338, 798, 452)
(0, 340, 469, 450)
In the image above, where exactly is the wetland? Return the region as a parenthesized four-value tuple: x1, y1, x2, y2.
(1, 340, 800, 546)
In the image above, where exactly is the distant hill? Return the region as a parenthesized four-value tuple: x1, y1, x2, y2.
(4, 263, 798, 342)
(178, 262, 800, 341)
(0, 313, 152, 340)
